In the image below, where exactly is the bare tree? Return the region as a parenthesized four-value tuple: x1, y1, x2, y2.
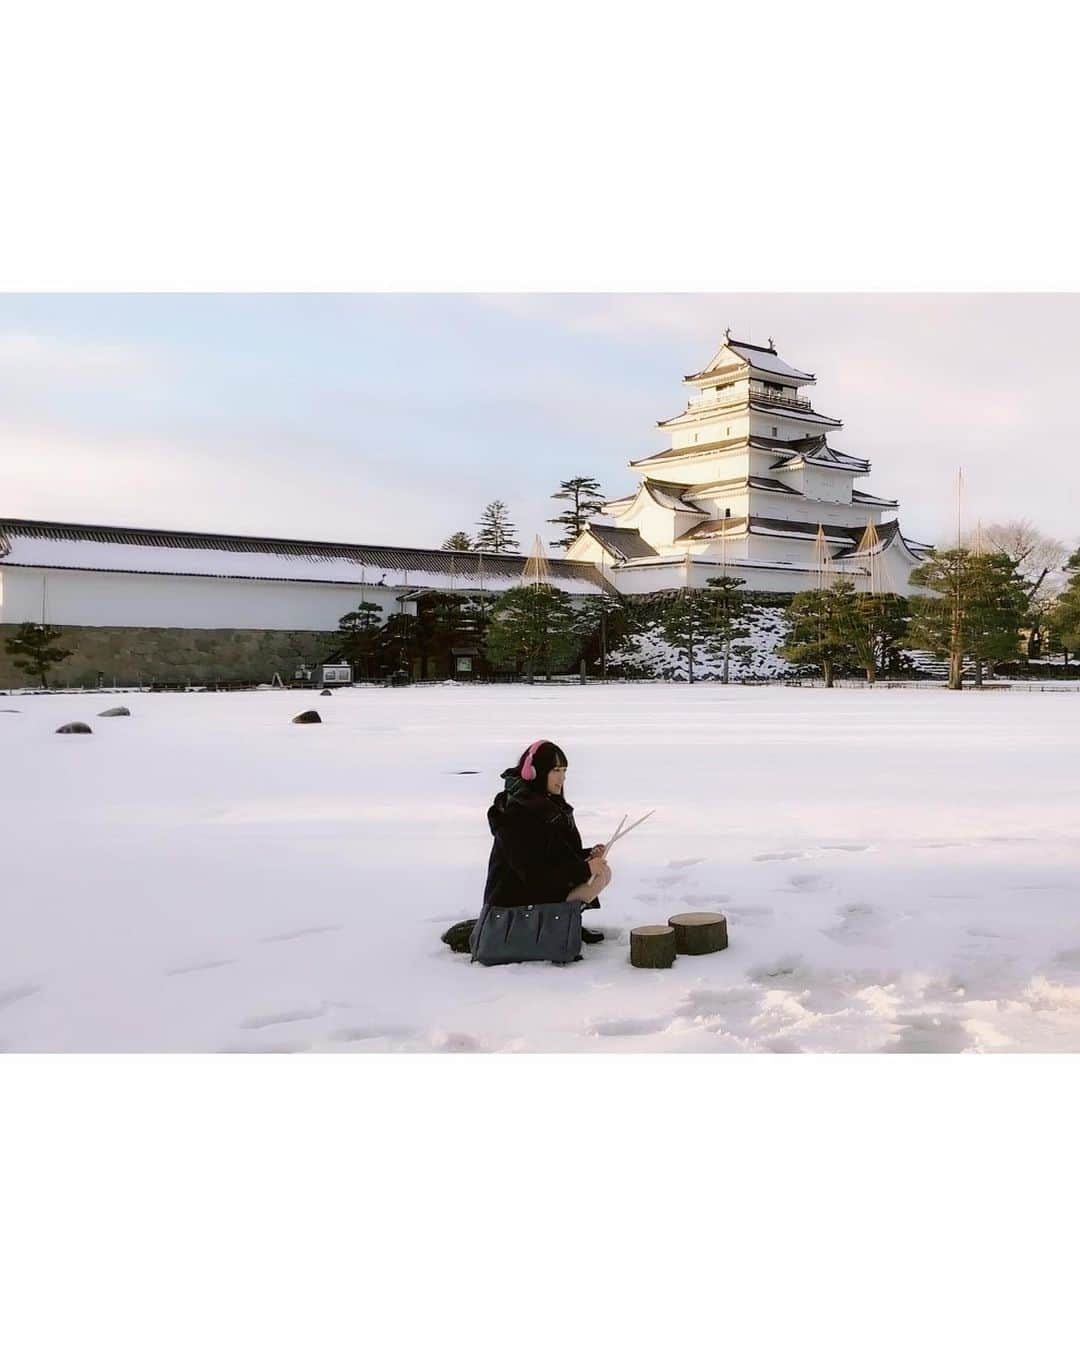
(964, 519, 1067, 657)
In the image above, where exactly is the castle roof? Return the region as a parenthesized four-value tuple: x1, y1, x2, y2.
(678, 516, 925, 553)
(0, 517, 616, 596)
(642, 480, 709, 514)
(684, 337, 814, 384)
(771, 440, 870, 474)
(583, 524, 659, 561)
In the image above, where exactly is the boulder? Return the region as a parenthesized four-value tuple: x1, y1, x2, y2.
(98, 706, 131, 718)
(320, 689, 332, 696)
(56, 722, 93, 734)
(292, 710, 322, 724)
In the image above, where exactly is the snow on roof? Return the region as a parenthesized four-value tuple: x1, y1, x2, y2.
(772, 441, 870, 474)
(684, 338, 815, 384)
(0, 519, 613, 597)
(644, 480, 708, 514)
(750, 398, 842, 427)
(728, 341, 814, 381)
(851, 487, 899, 507)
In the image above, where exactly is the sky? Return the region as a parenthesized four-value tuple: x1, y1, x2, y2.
(2, 293, 1077, 554)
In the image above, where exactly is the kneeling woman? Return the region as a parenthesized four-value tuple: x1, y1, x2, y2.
(483, 739, 610, 948)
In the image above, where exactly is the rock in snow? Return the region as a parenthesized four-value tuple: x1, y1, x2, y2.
(98, 706, 131, 718)
(56, 721, 92, 734)
(292, 710, 322, 724)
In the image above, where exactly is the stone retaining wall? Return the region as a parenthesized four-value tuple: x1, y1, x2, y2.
(0, 625, 335, 689)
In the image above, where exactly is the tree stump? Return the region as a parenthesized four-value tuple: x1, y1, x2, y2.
(668, 912, 728, 956)
(56, 721, 92, 734)
(292, 710, 322, 724)
(630, 925, 677, 969)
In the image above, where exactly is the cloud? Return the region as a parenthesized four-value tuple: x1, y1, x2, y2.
(0, 418, 489, 548)
(0, 331, 159, 387)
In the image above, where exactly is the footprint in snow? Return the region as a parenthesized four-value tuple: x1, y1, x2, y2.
(822, 903, 886, 945)
(679, 986, 761, 1016)
(429, 1030, 485, 1052)
(788, 872, 828, 892)
(725, 904, 773, 927)
(883, 1013, 973, 1054)
(753, 850, 807, 863)
(655, 872, 688, 888)
(260, 924, 343, 943)
(240, 1007, 326, 1030)
(218, 1042, 311, 1054)
(0, 983, 40, 1013)
(821, 843, 872, 853)
(167, 959, 236, 976)
(587, 1015, 670, 1037)
(746, 955, 811, 983)
(667, 857, 706, 869)
(330, 1024, 417, 1043)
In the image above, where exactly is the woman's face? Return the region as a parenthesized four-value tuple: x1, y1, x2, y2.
(546, 764, 567, 795)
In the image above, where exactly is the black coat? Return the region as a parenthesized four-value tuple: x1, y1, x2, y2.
(483, 769, 594, 908)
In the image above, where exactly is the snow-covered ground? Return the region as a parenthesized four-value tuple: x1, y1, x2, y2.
(4, 682, 1080, 1053)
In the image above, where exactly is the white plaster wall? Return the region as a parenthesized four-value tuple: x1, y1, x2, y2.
(748, 409, 837, 443)
(564, 532, 607, 564)
(670, 409, 749, 450)
(609, 560, 815, 596)
(0, 566, 403, 631)
(639, 449, 751, 487)
(744, 535, 817, 565)
(748, 493, 883, 529)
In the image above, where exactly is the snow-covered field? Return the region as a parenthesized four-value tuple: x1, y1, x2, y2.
(4, 682, 1080, 1053)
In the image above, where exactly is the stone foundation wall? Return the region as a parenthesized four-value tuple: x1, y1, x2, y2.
(0, 625, 336, 689)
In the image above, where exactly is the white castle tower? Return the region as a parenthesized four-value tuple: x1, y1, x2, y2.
(566, 333, 930, 594)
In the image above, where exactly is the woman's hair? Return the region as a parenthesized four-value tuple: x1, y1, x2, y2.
(515, 740, 568, 792)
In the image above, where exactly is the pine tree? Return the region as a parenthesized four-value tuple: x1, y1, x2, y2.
(848, 593, 910, 684)
(703, 575, 750, 684)
(4, 622, 73, 689)
(1050, 550, 1080, 665)
(781, 582, 861, 687)
(474, 501, 519, 554)
(485, 583, 581, 679)
(441, 531, 473, 551)
(334, 603, 385, 679)
(574, 594, 634, 679)
(547, 477, 606, 551)
(659, 588, 715, 684)
(909, 549, 1026, 689)
(965, 552, 1028, 681)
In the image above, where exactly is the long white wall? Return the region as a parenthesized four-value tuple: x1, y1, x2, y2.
(0, 566, 403, 631)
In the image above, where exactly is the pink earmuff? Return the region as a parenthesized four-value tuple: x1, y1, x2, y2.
(520, 739, 546, 781)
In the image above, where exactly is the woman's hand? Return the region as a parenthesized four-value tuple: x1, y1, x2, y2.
(587, 855, 611, 881)
(588, 845, 607, 859)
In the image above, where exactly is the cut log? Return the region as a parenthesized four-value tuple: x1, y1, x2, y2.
(292, 710, 322, 724)
(630, 925, 677, 969)
(668, 912, 728, 956)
